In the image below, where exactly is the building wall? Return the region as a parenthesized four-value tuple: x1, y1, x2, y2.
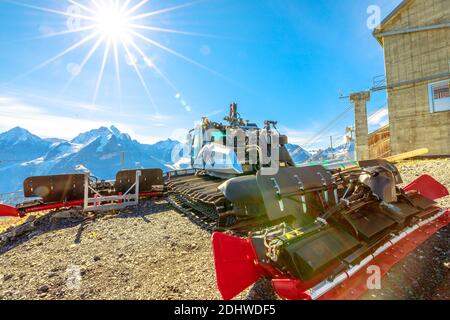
(382, 0, 450, 155)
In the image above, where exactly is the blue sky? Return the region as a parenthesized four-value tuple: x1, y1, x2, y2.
(0, 0, 401, 147)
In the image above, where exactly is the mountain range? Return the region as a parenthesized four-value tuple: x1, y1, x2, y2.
(0, 126, 353, 194)
(0, 126, 179, 194)
(309, 142, 355, 162)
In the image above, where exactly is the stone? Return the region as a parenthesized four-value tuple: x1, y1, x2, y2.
(11, 222, 35, 238)
(3, 274, 13, 281)
(37, 285, 49, 294)
(25, 215, 37, 224)
(50, 209, 82, 222)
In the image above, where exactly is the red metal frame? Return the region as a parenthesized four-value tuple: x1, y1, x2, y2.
(139, 191, 164, 198)
(271, 279, 313, 300)
(0, 204, 20, 217)
(0, 191, 164, 218)
(213, 209, 449, 301)
(22, 200, 84, 214)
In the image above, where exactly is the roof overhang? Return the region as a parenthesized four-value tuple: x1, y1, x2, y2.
(369, 124, 390, 137)
(373, 0, 414, 46)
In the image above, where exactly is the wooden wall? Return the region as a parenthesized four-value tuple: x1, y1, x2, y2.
(369, 125, 391, 159)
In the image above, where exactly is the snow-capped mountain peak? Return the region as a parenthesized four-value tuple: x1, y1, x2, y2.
(152, 139, 178, 150)
(0, 126, 183, 193)
(0, 127, 44, 145)
(310, 141, 355, 162)
(109, 125, 131, 141)
(71, 126, 111, 145)
(0, 127, 51, 165)
(285, 144, 312, 164)
(70, 125, 131, 146)
(110, 125, 121, 136)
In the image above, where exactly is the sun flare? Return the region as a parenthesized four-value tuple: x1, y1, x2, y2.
(11, 0, 217, 111)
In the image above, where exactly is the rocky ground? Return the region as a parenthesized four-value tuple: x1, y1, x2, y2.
(0, 159, 449, 300)
(0, 199, 274, 300)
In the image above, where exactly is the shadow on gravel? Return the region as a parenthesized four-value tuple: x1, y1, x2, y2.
(361, 224, 450, 300)
(74, 218, 91, 245)
(0, 200, 171, 256)
(114, 199, 172, 223)
(0, 215, 84, 256)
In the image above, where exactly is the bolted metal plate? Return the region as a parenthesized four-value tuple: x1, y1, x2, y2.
(379, 193, 436, 225)
(347, 207, 396, 241)
(23, 174, 86, 203)
(281, 227, 360, 280)
(115, 168, 163, 194)
(408, 192, 437, 210)
(256, 166, 335, 224)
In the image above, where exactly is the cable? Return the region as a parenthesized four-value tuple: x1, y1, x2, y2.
(306, 105, 353, 146)
(291, 101, 388, 156)
(289, 105, 353, 157)
(368, 104, 388, 121)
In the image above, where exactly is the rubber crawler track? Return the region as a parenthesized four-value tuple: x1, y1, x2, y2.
(167, 194, 217, 233)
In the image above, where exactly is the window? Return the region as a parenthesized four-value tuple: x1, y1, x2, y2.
(429, 79, 450, 113)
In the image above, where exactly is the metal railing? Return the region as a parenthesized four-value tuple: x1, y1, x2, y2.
(83, 171, 143, 212)
(372, 75, 386, 90)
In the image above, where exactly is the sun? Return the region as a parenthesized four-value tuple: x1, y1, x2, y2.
(94, 3, 131, 42)
(10, 0, 221, 111)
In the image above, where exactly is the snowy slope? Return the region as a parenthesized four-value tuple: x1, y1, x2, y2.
(285, 144, 312, 164)
(0, 127, 51, 166)
(310, 141, 356, 162)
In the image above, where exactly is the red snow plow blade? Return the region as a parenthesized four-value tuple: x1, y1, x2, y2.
(0, 204, 20, 217)
(212, 232, 264, 300)
(403, 174, 449, 200)
(212, 173, 449, 300)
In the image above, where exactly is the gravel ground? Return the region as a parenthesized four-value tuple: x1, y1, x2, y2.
(0, 200, 223, 300)
(0, 200, 272, 300)
(0, 159, 448, 300)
